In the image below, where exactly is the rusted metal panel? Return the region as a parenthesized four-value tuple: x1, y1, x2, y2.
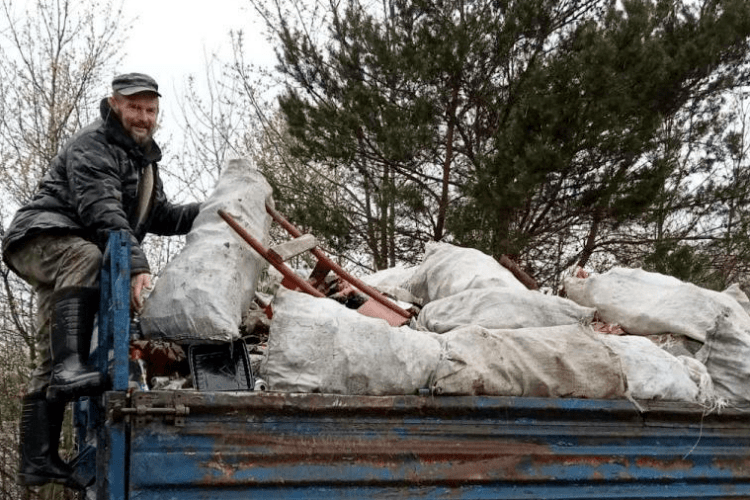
(120, 391, 750, 499)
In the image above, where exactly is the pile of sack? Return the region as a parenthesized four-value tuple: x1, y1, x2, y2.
(261, 241, 750, 406)
(137, 161, 750, 406)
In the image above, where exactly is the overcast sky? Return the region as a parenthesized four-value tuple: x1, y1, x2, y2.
(113, 0, 277, 145)
(118, 0, 274, 94)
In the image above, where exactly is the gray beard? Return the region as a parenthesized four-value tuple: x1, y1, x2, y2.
(131, 131, 153, 146)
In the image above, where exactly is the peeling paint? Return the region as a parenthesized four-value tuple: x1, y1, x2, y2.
(124, 391, 750, 497)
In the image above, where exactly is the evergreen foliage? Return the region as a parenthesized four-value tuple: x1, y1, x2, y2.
(266, 0, 750, 288)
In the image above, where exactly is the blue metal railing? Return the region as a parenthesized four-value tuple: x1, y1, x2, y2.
(73, 230, 131, 499)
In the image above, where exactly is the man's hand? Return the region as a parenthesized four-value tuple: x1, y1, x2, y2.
(131, 272, 153, 314)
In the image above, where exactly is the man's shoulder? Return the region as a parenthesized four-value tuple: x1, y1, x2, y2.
(63, 118, 124, 158)
(65, 119, 107, 148)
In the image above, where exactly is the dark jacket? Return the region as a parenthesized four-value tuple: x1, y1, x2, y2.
(2, 98, 200, 276)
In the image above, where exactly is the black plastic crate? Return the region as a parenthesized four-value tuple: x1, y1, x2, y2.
(188, 340, 254, 391)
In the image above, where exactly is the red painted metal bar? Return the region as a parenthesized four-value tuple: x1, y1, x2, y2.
(218, 209, 325, 298)
(264, 202, 412, 322)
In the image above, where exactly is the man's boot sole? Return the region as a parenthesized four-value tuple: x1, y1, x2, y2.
(46, 373, 106, 403)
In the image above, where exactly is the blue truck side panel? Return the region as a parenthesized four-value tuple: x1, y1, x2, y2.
(112, 391, 750, 499)
(87, 231, 750, 499)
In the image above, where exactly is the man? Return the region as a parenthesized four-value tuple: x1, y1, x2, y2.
(2, 73, 200, 489)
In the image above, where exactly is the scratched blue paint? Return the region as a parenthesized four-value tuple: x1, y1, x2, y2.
(94, 229, 130, 390)
(576, 461, 728, 481)
(106, 424, 127, 499)
(130, 452, 414, 485)
(123, 400, 750, 499)
(523, 456, 731, 481)
(109, 231, 131, 392)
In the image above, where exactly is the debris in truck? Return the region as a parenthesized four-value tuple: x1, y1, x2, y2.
(431, 324, 628, 398)
(131, 161, 750, 406)
(697, 308, 750, 403)
(646, 332, 702, 358)
(563, 266, 750, 403)
(139, 158, 273, 344)
(359, 265, 421, 307)
(597, 333, 713, 403)
(723, 282, 750, 316)
(257, 241, 750, 405)
(188, 340, 254, 391)
(220, 204, 413, 326)
(562, 266, 742, 343)
(261, 286, 718, 404)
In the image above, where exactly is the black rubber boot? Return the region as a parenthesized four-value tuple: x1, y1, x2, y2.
(16, 392, 73, 487)
(46, 287, 106, 404)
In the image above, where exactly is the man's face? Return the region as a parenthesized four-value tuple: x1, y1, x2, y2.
(110, 93, 159, 145)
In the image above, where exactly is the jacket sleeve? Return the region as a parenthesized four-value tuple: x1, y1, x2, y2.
(149, 197, 201, 236)
(148, 169, 201, 236)
(66, 138, 152, 274)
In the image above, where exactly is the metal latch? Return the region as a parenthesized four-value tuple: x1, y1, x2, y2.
(119, 403, 190, 427)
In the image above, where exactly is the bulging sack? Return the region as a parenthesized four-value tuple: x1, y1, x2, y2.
(431, 324, 628, 399)
(564, 267, 750, 403)
(696, 309, 750, 403)
(261, 289, 441, 395)
(404, 242, 526, 305)
(414, 286, 595, 333)
(598, 334, 713, 403)
(140, 159, 273, 344)
(563, 267, 749, 343)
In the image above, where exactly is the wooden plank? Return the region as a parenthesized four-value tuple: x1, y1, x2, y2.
(268, 234, 317, 262)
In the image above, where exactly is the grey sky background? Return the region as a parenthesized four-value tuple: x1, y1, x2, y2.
(117, 0, 276, 143)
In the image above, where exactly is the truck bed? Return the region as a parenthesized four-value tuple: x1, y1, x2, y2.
(100, 389, 750, 499)
(85, 231, 750, 500)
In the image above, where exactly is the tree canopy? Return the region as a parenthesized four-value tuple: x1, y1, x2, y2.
(251, 0, 750, 289)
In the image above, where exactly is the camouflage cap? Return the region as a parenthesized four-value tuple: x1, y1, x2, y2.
(112, 72, 161, 97)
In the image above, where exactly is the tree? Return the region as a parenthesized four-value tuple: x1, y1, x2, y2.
(639, 87, 750, 290)
(247, 0, 750, 286)
(452, 0, 750, 282)
(247, 0, 492, 269)
(0, 0, 126, 497)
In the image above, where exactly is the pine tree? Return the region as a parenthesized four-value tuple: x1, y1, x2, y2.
(256, 0, 750, 284)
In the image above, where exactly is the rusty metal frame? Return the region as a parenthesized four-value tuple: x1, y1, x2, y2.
(218, 206, 412, 326)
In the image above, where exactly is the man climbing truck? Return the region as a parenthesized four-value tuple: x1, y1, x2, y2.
(2, 73, 200, 490)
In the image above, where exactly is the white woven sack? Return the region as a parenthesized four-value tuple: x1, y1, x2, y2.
(140, 158, 273, 344)
(723, 283, 750, 317)
(696, 309, 750, 403)
(431, 324, 628, 399)
(261, 289, 442, 395)
(414, 286, 595, 333)
(360, 265, 421, 307)
(404, 242, 526, 305)
(563, 267, 750, 343)
(597, 334, 712, 403)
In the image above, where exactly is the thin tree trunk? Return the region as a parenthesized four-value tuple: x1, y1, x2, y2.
(577, 208, 602, 268)
(435, 83, 459, 241)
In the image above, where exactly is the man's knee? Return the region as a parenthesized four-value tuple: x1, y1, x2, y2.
(57, 238, 102, 288)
